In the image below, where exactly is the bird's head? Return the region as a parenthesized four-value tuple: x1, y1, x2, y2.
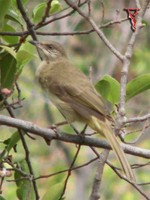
(29, 40, 67, 61)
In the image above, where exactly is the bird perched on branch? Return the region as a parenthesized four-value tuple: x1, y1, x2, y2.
(30, 40, 135, 181)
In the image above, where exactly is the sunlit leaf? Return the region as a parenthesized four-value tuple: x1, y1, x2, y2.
(42, 183, 65, 200)
(2, 23, 19, 44)
(50, 0, 62, 14)
(33, 0, 62, 23)
(5, 9, 23, 26)
(4, 131, 20, 153)
(16, 41, 36, 74)
(126, 74, 150, 101)
(0, 0, 11, 28)
(0, 45, 16, 58)
(11, 0, 29, 7)
(15, 160, 35, 200)
(95, 75, 120, 104)
(33, 3, 46, 23)
(0, 47, 17, 89)
(142, 20, 148, 27)
(0, 196, 6, 200)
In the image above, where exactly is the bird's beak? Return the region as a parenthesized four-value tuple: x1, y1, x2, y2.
(29, 40, 45, 51)
(29, 40, 48, 60)
(29, 40, 40, 46)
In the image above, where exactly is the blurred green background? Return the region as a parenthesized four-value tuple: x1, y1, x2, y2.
(0, 0, 150, 199)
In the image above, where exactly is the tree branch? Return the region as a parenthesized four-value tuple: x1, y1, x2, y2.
(16, 0, 37, 41)
(89, 150, 109, 200)
(0, 17, 128, 37)
(0, 115, 150, 159)
(125, 113, 150, 124)
(64, 0, 124, 61)
(116, 0, 150, 131)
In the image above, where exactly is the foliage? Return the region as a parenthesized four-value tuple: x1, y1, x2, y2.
(0, 0, 150, 200)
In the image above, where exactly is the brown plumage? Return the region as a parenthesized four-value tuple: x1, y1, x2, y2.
(30, 40, 135, 181)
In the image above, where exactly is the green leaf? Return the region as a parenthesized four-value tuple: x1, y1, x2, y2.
(0, 47, 17, 89)
(0, 0, 11, 28)
(42, 167, 66, 200)
(42, 183, 65, 200)
(0, 131, 21, 161)
(33, 0, 62, 23)
(2, 23, 19, 44)
(0, 196, 6, 200)
(15, 160, 35, 200)
(5, 9, 23, 26)
(0, 45, 16, 58)
(11, 0, 29, 7)
(5, 131, 20, 153)
(0, 150, 6, 162)
(142, 20, 148, 27)
(95, 75, 120, 104)
(126, 74, 150, 101)
(33, 3, 46, 23)
(16, 41, 36, 74)
(50, 0, 62, 14)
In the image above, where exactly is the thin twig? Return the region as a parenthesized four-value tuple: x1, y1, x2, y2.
(132, 161, 150, 169)
(16, 0, 37, 40)
(3, 101, 40, 200)
(0, 18, 128, 37)
(100, 1, 105, 22)
(0, 114, 150, 159)
(135, 0, 141, 9)
(58, 145, 81, 200)
(107, 161, 150, 200)
(34, 156, 98, 180)
(64, 0, 124, 61)
(125, 113, 150, 124)
(16, 0, 42, 60)
(87, 0, 91, 17)
(115, 0, 150, 132)
(89, 150, 109, 200)
(36, 17, 127, 35)
(37, 0, 53, 25)
(35, 0, 89, 29)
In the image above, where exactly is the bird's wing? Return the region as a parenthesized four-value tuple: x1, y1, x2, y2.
(48, 60, 111, 120)
(53, 81, 110, 121)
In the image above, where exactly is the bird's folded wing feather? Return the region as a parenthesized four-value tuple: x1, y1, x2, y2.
(53, 82, 110, 121)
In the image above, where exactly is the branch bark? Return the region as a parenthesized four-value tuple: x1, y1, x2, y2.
(0, 115, 150, 159)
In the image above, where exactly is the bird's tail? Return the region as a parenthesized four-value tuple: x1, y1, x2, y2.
(91, 116, 135, 182)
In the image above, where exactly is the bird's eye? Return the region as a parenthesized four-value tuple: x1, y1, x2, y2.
(47, 45, 53, 50)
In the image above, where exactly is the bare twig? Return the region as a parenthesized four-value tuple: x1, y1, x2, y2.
(89, 150, 109, 200)
(87, 0, 91, 16)
(59, 145, 81, 200)
(138, 182, 150, 186)
(0, 114, 150, 159)
(115, 0, 150, 132)
(64, 0, 124, 61)
(107, 161, 150, 200)
(35, 0, 89, 29)
(16, 0, 42, 60)
(39, 0, 53, 24)
(100, 1, 105, 22)
(120, 122, 150, 145)
(135, 0, 141, 9)
(0, 17, 128, 37)
(125, 113, 150, 124)
(3, 101, 40, 200)
(36, 17, 128, 35)
(16, 0, 37, 41)
(34, 156, 98, 180)
(132, 161, 150, 169)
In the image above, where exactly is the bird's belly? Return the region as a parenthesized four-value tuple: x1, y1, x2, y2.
(48, 92, 82, 124)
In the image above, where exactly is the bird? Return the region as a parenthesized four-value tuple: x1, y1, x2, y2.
(30, 40, 135, 181)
